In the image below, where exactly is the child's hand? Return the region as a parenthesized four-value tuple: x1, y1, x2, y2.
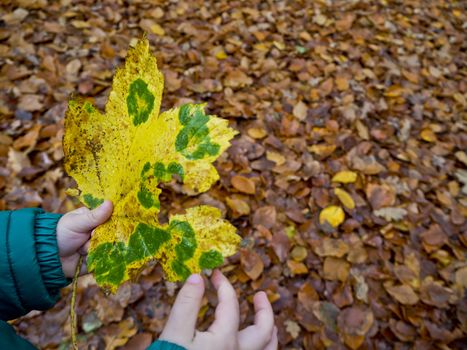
(56, 200, 113, 278)
(159, 270, 278, 350)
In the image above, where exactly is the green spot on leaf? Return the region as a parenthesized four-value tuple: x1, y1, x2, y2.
(141, 161, 151, 178)
(87, 242, 126, 287)
(137, 183, 158, 209)
(199, 250, 224, 269)
(154, 161, 184, 182)
(171, 260, 191, 280)
(84, 102, 95, 114)
(83, 193, 104, 209)
(127, 78, 155, 126)
(169, 220, 197, 278)
(175, 104, 220, 160)
(126, 223, 170, 263)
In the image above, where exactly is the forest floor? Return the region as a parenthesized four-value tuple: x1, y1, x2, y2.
(0, 0, 466, 349)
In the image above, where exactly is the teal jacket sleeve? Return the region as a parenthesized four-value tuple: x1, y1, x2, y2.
(148, 340, 187, 350)
(0, 208, 69, 349)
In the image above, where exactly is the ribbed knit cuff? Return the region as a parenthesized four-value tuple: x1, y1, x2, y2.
(34, 212, 70, 295)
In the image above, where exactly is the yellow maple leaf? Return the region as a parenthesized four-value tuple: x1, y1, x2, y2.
(64, 38, 239, 293)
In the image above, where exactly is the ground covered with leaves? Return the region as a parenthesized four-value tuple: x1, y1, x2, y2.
(1, 0, 466, 349)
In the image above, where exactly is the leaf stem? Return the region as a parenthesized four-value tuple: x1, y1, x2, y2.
(71, 255, 83, 350)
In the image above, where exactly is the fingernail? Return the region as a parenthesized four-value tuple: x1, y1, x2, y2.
(187, 274, 202, 284)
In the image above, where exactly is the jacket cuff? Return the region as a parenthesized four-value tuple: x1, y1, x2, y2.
(35, 211, 70, 295)
(147, 340, 187, 350)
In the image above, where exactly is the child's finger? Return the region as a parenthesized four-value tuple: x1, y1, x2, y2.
(78, 240, 91, 255)
(207, 269, 240, 336)
(160, 274, 205, 345)
(238, 291, 275, 350)
(68, 200, 113, 233)
(264, 326, 278, 350)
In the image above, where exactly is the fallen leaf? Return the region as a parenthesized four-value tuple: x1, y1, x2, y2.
(335, 75, 349, 91)
(384, 284, 419, 305)
(287, 260, 308, 275)
(293, 101, 307, 121)
(373, 207, 407, 221)
(225, 196, 250, 216)
(314, 238, 349, 258)
(366, 183, 396, 210)
(323, 257, 350, 282)
(224, 70, 252, 88)
(332, 171, 358, 183)
(319, 205, 345, 228)
(231, 175, 256, 194)
(298, 281, 319, 311)
(334, 188, 355, 209)
(240, 249, 264, 280)
(252, 206, 276, 229)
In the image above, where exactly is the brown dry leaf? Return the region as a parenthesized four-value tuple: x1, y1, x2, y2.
(266, 151, 285, 165)
(384, 284, 419, 305)
(287, 260, 308, 275)
(270, 232, 290, 262)
(419, 277, 453, 308)
(455, 266, 467, 289)
(119, 333, 152, 350)
(224, 70, 253, 88)
(351, 155, 386, 175)
(323, 257, 350, 282)
(335, 75, 349, 91)
(231, 175, 256, 194)
(252, 205, 276, 229)
(247, 127, 267, 139)
(240, 249, 264, 280)
(366, 183, 396, 210)
(12, 124, 41, 151)
(338, 306, 374, 350)
(293, 101, 307, 121)
(298, 281, 319, 312)
(102, 317, 137, 350)
(420, 224, 447, 253)
(17, 94, 43, 112)
(314, 238, 349, 258)
(225, 196, 250, 216)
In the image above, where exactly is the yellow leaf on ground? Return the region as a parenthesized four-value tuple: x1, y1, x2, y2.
(420, 128, 437, 142)
(319, 205, 345, 227)
(334, 188, 355, 209)
(332, 171, 357, 183)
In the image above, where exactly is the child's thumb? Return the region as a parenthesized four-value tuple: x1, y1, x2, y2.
(72, 200, 113, 232)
